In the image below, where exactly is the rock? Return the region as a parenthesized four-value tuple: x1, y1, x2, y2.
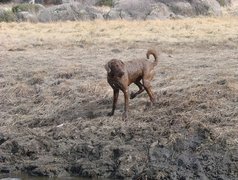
(117, 0, 154, 19)
(37, 3, 104, 22)
(157, 0, 222, 16)
(105, 0, 154, 20)
(104, 8, 132, 20)
(191, 0, 222, 16)
(146, 2, 174, 20)
(105, 0, 222, 20)
(168, 1, 195, 17)
(1, 0, 226, 22)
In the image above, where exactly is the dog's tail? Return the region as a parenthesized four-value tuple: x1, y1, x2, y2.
(146, 49, 158, 66)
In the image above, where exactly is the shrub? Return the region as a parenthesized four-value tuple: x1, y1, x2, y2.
(96, 0, 114, 7)
(216, 0, 231, 6)
(0, 0, 12, 3)
(0, 9, 16, 22)
(12, 3, 43, 14)
(44, 0, 62, 5)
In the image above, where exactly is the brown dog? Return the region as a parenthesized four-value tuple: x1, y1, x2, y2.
(105, 49, 158, 120)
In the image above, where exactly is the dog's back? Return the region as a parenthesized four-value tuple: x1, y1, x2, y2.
(126, 49, 158, 78)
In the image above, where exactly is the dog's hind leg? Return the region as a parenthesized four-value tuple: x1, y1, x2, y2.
(130, 80, 144, 99)
(142, 78, 156, 105)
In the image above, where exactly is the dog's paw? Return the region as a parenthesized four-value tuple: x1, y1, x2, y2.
(107, 112, 114, 116)
(122, 112, 128, 121)
(144, 100, 157, 111)
(130, 92, 136, 99)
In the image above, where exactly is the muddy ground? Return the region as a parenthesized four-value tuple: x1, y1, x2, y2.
(0, 19, 238, 179)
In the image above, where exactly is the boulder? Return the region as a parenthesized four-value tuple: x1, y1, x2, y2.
(104, 8, 133, 20)
(168, 1, 195, 16)
(109, 0, 154, 20)
(157, 0, 222, 16)
(3, 0, 225, 22)
(191, 0, 222, 16)
(37, 3, 104, 22)
(146, 2, 175, 20)
(104, 0, 222, 20)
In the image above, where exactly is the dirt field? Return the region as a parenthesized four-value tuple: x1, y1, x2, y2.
(0, 17, 238, 179)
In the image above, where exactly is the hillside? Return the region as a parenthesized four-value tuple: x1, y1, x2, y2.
(0, 0, 235, 22)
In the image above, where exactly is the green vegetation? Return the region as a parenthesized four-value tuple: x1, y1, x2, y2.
(12, 3, 42, 14)
(96, 0, 114, 7)
(217, 0, 230, 6)
(0, 10, 16, 22)
(0, 0, 12, 3)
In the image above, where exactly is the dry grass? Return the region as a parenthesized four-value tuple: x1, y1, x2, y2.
(0, 17, 238, 49)
(0, 16, 237, 130)
(0, 16, 238, 178)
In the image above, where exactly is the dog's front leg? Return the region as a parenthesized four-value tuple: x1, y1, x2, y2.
(122, 88, 129, 120)
(108, 88, 119, 116)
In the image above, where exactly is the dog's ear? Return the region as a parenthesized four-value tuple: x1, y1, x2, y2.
(104, 63, 111, 73)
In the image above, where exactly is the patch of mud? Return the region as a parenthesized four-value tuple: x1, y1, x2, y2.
(0, 40, 238, 179)
(1, 81, 238, 179)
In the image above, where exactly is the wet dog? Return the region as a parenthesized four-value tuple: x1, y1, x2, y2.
(105, 49, 159, 120)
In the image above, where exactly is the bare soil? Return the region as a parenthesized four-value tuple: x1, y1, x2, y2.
(0, 17, 238, 179)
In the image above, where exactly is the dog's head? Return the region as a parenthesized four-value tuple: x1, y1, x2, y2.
(105, 59, 125, 78)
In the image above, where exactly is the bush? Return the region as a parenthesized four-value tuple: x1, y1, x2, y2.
(216, 0, 231, 6)
(0, 9, 16, 22)
(0, 0, 12, 3)
(96, 0, 114, 7)
(12, 3, 43, 14)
